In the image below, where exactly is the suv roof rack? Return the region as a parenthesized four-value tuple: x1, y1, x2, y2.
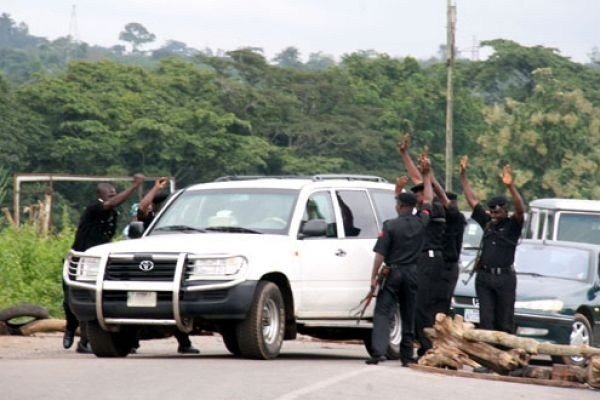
(312, 174, 388, 183)
(214, 175, 312, 182)
(214, 174, 388, 183)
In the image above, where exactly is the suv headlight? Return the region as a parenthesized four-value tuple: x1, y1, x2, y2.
(188, 256, 246, 279)
(76, 257, 100, 281)
(514, 299, 564, 312)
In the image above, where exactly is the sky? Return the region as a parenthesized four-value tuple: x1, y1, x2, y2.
(2, 0, 599, 63)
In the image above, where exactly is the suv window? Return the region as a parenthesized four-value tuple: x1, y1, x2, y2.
(369, 189, 397, 225)
(301, 191, 337, 238)
(335, 190, 378, 239)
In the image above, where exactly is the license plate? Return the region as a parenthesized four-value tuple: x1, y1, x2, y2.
(463, 308, 480, 323)
(127, 291, 157, 307)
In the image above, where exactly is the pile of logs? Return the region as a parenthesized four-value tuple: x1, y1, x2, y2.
(419, 313, 600, 389)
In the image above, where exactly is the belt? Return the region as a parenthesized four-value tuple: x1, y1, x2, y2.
(480, 265, 513, 275)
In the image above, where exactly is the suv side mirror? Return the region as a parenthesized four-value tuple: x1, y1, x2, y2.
(128, 221, 145, 239)
(299, 219, 328, 238)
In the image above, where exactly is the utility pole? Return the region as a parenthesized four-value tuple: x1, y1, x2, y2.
(445, 0, 457, 191)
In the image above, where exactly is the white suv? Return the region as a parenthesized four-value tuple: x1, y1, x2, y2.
(63, 175, 400, 359)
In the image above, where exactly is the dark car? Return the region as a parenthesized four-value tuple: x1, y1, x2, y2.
(452, 239, 600, 366)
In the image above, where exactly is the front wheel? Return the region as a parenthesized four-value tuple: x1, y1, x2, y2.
(363, 306, 402, 360)
(85, 321, 135, 358)
(553, 313, 593, 367)
(236, 281, 285, 359)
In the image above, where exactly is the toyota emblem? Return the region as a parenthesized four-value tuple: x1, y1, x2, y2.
(138, 260, 155, 272)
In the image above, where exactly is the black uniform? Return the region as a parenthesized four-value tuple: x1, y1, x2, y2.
(370, 205, 431, 363)
(415, 199, 446, 356)
(64, 200, 118, 335)
(441, 204, 466, 313)
(471, 203, 522, 333)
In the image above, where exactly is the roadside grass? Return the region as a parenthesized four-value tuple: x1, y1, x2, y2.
(0, 225, 74, 318)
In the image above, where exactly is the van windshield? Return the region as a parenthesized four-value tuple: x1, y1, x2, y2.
(557, 213, 600, 245)
(150, 189, 298, 235)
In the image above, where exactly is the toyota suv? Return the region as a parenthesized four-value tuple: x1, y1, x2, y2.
(63, 175, 400, 359)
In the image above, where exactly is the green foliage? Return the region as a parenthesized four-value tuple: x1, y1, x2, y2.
(0, 225, 74, 317)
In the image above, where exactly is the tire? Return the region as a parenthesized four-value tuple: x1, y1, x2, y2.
(0, 304, 50, 322)
(221, 326, 242, 356)
(236, 281, 285, 360)
(85, 321, 134, 358)
(553, 313, 593, 367)
(363, 306, 402, 360)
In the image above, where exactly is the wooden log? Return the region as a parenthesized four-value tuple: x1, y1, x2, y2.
(19, 319, 66, 336)
(551, 364, 588, 383)
(588, 356, 600, 389)
(463, 327, 600, 357)
(424, 314, 527, 374)
(463, 329, 540, 353)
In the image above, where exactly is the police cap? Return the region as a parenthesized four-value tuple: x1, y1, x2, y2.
(396, 192, 417, 207)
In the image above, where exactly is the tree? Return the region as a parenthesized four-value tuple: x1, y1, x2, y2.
(119, 23, 156, 53)
(273, 47, 303, 69)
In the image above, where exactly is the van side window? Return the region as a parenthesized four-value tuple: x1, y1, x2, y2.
(335, 190, 378, 239)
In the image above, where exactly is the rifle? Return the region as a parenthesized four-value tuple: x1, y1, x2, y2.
(462, 249, 481, 285)
(351, 264, 390, 325)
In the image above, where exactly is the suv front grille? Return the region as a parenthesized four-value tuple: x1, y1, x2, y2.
(105, 259, 177, 281)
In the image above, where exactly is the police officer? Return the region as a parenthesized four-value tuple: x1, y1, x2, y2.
(459, 156, 525, 333)
(397, 134, 448, 357)
(432, 188, 466, 314)
(366, 157, 433, 366)
(132, 177, 200, 354)
(63, 174, 144, 353)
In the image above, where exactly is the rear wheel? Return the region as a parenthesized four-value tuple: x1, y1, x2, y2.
(363, 306, 402, 360)
(85, 321, 135, 358)
(236, 281, 285, 359)
(552, 313, 593, 366)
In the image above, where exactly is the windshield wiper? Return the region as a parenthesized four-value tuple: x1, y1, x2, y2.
(153, 225, 206, 233)
(205, 226, 262, 234)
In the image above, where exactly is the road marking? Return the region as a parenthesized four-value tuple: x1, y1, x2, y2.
(273, 366, 377, 400)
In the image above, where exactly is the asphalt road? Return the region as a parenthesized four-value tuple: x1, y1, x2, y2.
(0, 333, 596, 400)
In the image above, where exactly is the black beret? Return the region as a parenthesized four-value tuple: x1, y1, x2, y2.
(487, 195, 508, 209)
(446, 191, 458, 200)
(396, 192, 417, 207)
(410, 183, 424, 193)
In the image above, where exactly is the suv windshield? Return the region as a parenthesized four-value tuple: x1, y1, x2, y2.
(150, 188, 298, 235)
(515, 245, 591, 281)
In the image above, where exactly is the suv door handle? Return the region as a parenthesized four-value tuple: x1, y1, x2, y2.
(335, 249, 347, 257)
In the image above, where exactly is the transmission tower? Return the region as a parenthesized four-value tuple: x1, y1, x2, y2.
(68, 4, 79, 43)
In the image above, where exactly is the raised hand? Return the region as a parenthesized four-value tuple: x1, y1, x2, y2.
(397, 133, 411, 154)
(418, 154, 431, 175)
(155, 176, 168, 189)
(500, 164, 513, 186)
(459, 155, 468, 174)
(133, 173, 145, 186)
(395, 176, 409, 195)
